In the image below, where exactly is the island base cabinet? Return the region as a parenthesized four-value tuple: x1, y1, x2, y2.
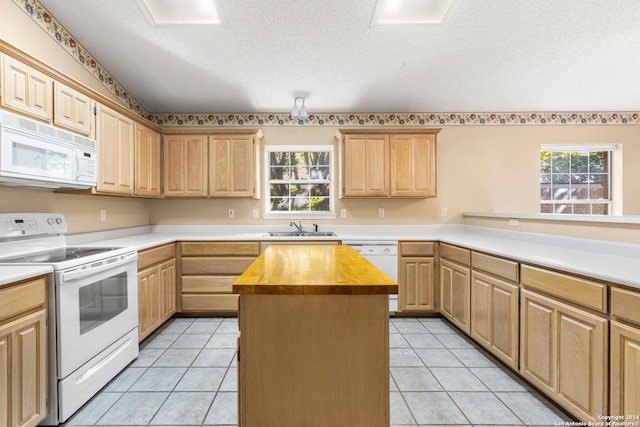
(610, 320, 640, 415)
(520, 289, 607, 422)
(0, 309, 48, 427)
(238, 294, 389, 427)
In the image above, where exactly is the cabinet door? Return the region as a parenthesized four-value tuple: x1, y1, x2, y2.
(163, 135, 208, 197)
(390, 134, 436, 197)
(159, 259, 176, 323)
(520, 289, 607, 421)
(134, 123, 162, 197)
(399, 257, 435, 312)
(610, 320, 640, 416)
(0, 310, 48, 427)
(342, 135, 389, 197)
(209, 136, 255, 197)
(440, 259, 471, 334)
(53, 81, 92, 135)
(138, 267, 160, 342)
(96, 104, 134, 194)
(1, 54, 52, 122)
(471, 271, 519, 369)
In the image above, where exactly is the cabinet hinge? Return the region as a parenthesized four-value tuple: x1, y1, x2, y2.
(93, 105, 97, 115)
(517, 357, 521, 370)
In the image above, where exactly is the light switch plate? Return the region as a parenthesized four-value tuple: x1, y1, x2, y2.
(228, 208, 235, 218)
(253, 208, 259, 218)
(378, 208, 384, 218)
(340, 208, 347, 218)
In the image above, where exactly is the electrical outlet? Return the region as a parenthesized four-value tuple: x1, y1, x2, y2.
(100, 209, 107, 222)
(252, 208, 259, 218)
(340, 208, 347, 218)
(378, 208, 384, 218)
(509, 218, 519, 226)
(441, 207, 448, 217)
(228, 208, 235, 218)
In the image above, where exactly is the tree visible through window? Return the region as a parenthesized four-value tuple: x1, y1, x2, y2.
(540, 148, 611, 215)
(267, 148, 332, 214)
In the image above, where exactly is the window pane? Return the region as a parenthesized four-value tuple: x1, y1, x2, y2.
(310, 197, 330, 211)
(270, 197, 290, 211)
(551, 152, 569, 173)
(291, 197, 310, 210)
(540, 203, 554, 213)
(270, 166, 291, 180)
(552, 173, 569, 184)
(570, 153, 588, 173)
(592, 203, 609, 215)
(270, 184, 289, 197)
(540, 184, 551, 200)
(590, 174, 609, 199)
(554, 204, 572, 214)
(312, 166, 330, 180)
(573, 204, 592, 214)
(590, 152, 608, 173)
(310, 183, 330, 197)
(540, 151, 552, 173)
(270, 152, 290, 166)
(553, 186, 570, 200)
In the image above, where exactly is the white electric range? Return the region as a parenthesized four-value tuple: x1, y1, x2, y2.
(0, 213, 139, 425)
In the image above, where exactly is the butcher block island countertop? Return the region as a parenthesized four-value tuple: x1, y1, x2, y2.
(234, 245, 397, 427)
(233, 244, 397, 295)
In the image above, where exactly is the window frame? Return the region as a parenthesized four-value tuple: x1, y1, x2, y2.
(263, 144, 336, 220)
(540, 144, 620, 216)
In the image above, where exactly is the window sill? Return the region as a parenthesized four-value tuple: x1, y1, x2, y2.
(462, 212, 640, 225)
(262, 212, 337, 220)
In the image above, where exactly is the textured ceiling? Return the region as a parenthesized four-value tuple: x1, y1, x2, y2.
(36, 0, 640, 114)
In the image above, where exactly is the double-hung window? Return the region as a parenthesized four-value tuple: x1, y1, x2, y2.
(540, 145, 616, 215)
(264, 145, 335, 219)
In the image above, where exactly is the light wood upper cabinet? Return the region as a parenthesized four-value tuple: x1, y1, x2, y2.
(520, 289, 607, 422)
(134, 123, 162, 197)
(209, 135, 255, 197)
(390, 134, 436, 197)
(342, 134, 389, 197)
(95, 103, 134, 194)
(339, 128, 440, 198)
(163, 135, 208, 197)
(53, 81, 92, 136)
(1, 54, 53, 122)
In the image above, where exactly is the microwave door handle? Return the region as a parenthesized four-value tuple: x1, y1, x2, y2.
(61, 255, 135, 282)
(74, 148, 80, 180)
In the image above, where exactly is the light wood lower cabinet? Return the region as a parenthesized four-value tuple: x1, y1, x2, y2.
(439, 245, 471, 334)
(0, 277, 48, 427)
(471, 271, 519, 369)
(398, 242, 436, 313)
(520, 289, 607, 422)
(138, 244, 176, 341)
(180, 241, 260, 314)
(610, 286, 640, 416)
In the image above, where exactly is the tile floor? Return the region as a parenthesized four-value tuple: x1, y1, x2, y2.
(64, 317, 573, 426)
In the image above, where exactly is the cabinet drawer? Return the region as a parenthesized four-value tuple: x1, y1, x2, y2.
(181, 241, 260, 256)
(138, 243, 175, 270)
(0, 277, 46, 322)
(182, 257, 256, 275)
(521, 265, 607, 313)
(182, 276, 236, 293)
(399, 241, 434, 257)
(471, 252, 519, 283)
(259, 241, 340, 253)
(182, 294, 239, 312)
(440, 243, 470, 266)
(611, 287, 640, 326)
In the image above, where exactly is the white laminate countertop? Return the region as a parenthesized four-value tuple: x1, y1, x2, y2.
(62, 224, 640, 290)
(3, 224, 638, 290)
(0, 265, 53, 287)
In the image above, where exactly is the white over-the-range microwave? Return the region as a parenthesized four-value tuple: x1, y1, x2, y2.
(0, 109, 97, 189)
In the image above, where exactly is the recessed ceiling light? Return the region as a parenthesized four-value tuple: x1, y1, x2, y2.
(372, 0, 455, 26)
(135, 0, 224, 27)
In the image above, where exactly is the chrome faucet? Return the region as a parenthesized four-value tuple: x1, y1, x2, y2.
(290, 221, 303, 232)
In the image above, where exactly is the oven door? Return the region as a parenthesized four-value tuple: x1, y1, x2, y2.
(56, 251, 138, 378)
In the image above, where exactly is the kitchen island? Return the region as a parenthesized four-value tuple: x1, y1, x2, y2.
(233, 245, 397, 427)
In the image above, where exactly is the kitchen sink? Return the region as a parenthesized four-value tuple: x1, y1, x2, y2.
(267, 231, 337, 237)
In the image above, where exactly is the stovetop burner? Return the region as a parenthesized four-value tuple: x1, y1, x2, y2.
(0, 246, 120, 263)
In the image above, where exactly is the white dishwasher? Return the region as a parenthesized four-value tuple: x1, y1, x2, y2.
(343, 240, 398, 313)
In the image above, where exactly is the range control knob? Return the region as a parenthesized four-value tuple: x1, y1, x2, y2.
(55, 217, 63, 225)
(47, 217, 55, 225)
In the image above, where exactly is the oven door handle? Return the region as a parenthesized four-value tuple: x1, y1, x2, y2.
(61, 254, 136, 282)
